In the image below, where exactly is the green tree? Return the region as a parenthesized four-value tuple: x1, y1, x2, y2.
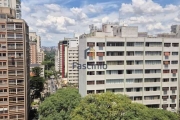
(32, 67, 41, 77)
(71, 92, 179, 120)
(38, 87, 81, 120)
(30, 77, 44, 92)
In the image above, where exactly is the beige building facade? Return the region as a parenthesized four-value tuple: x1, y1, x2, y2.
(0, 7, 30, 120)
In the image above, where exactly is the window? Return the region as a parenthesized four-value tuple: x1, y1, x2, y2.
(163, 70, 169, 73)
(171, 61, 178, 64)
(145, 60, 161, 65)
(127, 42, 134, 46)
(146, 42, 162, 47)
(126, 79, 133, 83)
(145, 51, 161, 56)
(164, 43, 171, 47)
(171, 78, 177, 82)
(106, 79, 123, 84)
(96, 42, 105, 47)
(87, 71, 95, 75)
(172, 43, 179, 47)
(96, 80, 105, 85)
(135, 51, 143, 56)
(87, 81, 94, 85)
(107, 42, 124, 46)
(163, 79, 169, 82)
(172, 52, 178, 55)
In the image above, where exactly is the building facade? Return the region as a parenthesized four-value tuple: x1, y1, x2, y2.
(58, 37, 79, 83)
(29, 32, 44, 64)
(37, 49, 44, 64)
(29, 41, 37, 64)
(79, 23, 180, 112)
(0, 7, 30, 120)
(0, 0, 21, 19)
(55, 50, 59, 71)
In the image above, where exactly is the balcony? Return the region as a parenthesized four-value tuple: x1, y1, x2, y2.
(0, 48, 6, 51)
(0, 92, 8, 96)
(0, 57, 7, 60)
(0, 74, 7, 78)
(0, 65, 7, 69)
(0, 37, 6, 42)
(8, 46, 15, 50)
(16, 46, 23, 50)
(0, 101, 8, 105)
(0, 83, 8, 87)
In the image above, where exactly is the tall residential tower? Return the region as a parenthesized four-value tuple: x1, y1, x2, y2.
(0, 7, 30, 119)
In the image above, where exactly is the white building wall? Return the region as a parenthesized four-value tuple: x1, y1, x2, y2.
(79, 36, 87, 96)
(79, 34, 180, 111)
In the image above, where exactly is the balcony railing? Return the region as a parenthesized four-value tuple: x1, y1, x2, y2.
(0, 48, 6, 51)
(0, 92, 8, 96)
(0, 74, 7, 78)
(0, 101, 8, 105)
(8, 46, 15, 50)
(0, 57, 7, 60)
(0, 65, 7, 69)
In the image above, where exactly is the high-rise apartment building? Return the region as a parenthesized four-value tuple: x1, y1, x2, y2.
(29, 32, 44, 64)
(29, 32, 41, 52)
(79, 23, 180, 112)
(0, 7, 30, 119)
(58, 37, 79, 83)
(29, 41, 37, 64)
(0, 0, 21, 19)
(37, 49, 44, 64)
(55, 50, 59, 71)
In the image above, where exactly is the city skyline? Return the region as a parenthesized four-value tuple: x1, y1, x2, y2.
(21, 0, 180, 46)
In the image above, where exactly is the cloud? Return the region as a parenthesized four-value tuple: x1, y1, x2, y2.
(44, 4, 61, 11)
(21, 0, 180, 46)
(146, 22, 166, 31)
(128, 16, 155, 24)
(120, 0, 179, 15)
(70, 7, 88, 21)
(21, 2, 31, 13)
(36, 15, 75, 34)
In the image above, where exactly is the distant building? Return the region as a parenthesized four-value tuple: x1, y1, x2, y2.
(58, 37, 79, 84)
(29, 41, 37, 64)
(29, 32, 44, 64)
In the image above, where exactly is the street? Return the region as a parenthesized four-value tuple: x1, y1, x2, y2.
(48, 78, 57, 94)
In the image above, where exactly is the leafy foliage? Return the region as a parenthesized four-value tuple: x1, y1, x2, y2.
(70, 92, 179, 120)
(38, 87, 81, 120)
(32, 67, 42, 77)
(30, 77, 45, 91)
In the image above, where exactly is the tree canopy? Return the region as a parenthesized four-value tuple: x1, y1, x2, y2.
(70, 92, 179, 120)
(38, 87, 81, 120)
(32, 67, 41, 77)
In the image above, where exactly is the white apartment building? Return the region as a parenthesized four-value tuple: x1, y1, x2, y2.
(79, 23, 180, 112)
(55, 50, 59, 71)
(58, 37, 79, 83)
(67, 38, 79, 84)
(0, 0, 21, 19)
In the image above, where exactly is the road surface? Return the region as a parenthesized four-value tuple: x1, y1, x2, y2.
(48, 78, 57, 94)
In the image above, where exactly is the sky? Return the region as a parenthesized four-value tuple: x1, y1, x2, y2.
(21, 0, 180, 46)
